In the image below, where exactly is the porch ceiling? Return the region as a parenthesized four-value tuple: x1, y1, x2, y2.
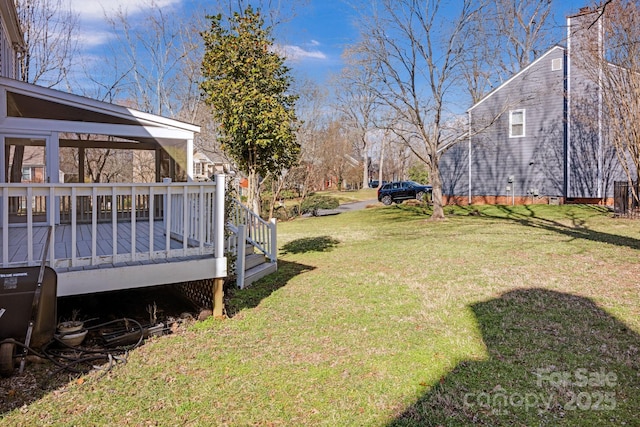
(7, 91, 140, 126)
(0, 76, 199, 145)
(0, 77, 200, 181)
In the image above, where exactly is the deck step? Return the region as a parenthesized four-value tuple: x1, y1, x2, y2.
(245, 253, 267, 270)
(243, 261, 277, 288)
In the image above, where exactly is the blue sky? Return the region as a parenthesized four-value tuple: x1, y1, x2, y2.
(66, 0, 591, 87)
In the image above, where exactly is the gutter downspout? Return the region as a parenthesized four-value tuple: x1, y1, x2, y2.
(468, 111, 472, 205)
(566, 18, 572, 200)
(596, 16, 604, 200)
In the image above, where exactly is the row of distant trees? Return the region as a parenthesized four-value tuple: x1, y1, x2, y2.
(16, 0, 640, 220)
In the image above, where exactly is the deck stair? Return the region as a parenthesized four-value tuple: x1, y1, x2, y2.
(242, 244, 277, 287)
(228, 200, 278, 289)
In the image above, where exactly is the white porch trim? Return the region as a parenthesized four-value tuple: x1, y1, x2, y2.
(1, 117, 196, 141)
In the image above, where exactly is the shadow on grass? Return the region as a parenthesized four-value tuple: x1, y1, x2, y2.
(280, 236, 340, 255)
(451, 204, 640, 251)
(389, 288, 640, 426)
(375, 204, 433, 222)
(224, 259, 315, 317)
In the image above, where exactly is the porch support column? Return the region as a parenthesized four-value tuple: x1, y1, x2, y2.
(155, 148, 161, 182)
(186, 138, 194, 181)
(47, 132, 60, 184)
(47, 132, 60, 224)
(78, 147, 85, 183)
(213, 278, 224, 318)
(0, 136, 4, 225)
(0, 135, 5, 183)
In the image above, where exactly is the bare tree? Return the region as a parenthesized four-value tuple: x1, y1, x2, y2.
(215, 0, 304, 29)
(17, 0, 79, 87)
(103, 0, 201, 116)
(10, 0, 78, 184)
(71, 3, 221, 185)
(319, 120, 360, 191)
(462, 0, 555, 103)
(493, 0, 555, 75)
(262, 79, 325, 219)
(334, 45, 382, 189)
(354, 0, 481, 219)
(580, 1, 640, 199)
(292, 79, 329, 193)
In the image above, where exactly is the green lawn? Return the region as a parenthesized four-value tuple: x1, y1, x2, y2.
(2, 204, 640, 426)
(315, 187, 378, 203)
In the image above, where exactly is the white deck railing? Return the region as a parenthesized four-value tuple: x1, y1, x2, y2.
(226, 200, 277, 289)
(228, 199, 277, 263)
(0, 180, 225, 269)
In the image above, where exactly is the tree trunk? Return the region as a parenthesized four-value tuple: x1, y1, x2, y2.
(378, 143, 385, 188)
(429, 160, 445, 220)
(10, 146, 25, 183)
(362, 153, 369, 189)
(247, 168, 261, 217)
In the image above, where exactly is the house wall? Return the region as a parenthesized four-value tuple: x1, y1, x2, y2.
(0, 0, 22, 79)
(566, 9, 630, 200)
(442, 7, 635, 207)
(441, 47, 566, 204)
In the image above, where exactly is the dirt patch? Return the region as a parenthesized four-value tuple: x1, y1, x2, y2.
(1, 285, 201, 415)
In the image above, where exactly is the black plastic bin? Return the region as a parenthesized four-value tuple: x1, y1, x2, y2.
(0, 266, 57, 376)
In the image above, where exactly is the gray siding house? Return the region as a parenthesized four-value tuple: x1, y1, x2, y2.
(441, 7, 630, 206)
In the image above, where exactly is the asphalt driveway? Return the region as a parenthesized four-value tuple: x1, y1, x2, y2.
(315, 199, 378, 216)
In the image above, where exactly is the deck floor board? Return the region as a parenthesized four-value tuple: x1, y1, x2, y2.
(1, 221, 188, 266)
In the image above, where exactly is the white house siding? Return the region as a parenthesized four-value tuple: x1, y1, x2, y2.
(0, 10, 13, 78)
(441, 47, 566, 203)
(0, 0, 21, 79)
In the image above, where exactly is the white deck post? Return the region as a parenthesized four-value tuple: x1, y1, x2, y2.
(47, 132, 60, 225)
(269, 218, 277, 263)
(214, 174, 226, 261)
(186, 139, 194, 181)
(0, 137, 4, 226)
(236, 224, 246, 288)
(213, 173, 227, 318)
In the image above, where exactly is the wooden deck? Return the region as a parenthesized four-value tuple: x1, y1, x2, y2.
(0, 179, 279, 296)
(0, 221, 220, 297)
(0, 181, 228, 297)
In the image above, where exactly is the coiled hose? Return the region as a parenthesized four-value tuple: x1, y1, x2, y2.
(3, 317, 146, 384)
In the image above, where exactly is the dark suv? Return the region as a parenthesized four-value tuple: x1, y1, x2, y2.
(377, 181, 432, 205)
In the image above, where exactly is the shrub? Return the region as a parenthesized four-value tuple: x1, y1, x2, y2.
(300, 195, 339, 216)
(280, 189, 298, 200)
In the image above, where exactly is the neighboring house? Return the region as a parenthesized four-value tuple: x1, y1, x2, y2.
(192, 150, 234, 181)
(193, 151, 216, 181)
(10, 145, 45, 183)
(440, 6, 629, 206)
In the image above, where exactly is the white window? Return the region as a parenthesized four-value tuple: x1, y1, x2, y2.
(509, 110, 525, 138)
(21, 167, 31, 181)
(551, 58, 563, 71)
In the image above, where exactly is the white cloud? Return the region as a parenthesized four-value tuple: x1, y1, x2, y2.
(68, 0, 182, 21)
(75, 30, 113, 48)
(309, 40, 320, 47)
(278, 45, 327, 62)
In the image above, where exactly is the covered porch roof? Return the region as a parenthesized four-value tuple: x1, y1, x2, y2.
(0, 76, 200, 183)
